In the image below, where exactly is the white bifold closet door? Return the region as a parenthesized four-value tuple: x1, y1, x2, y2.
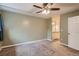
(68, 16, 79, 50)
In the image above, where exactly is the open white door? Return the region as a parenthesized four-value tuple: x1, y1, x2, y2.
(68, 16, 79, 50)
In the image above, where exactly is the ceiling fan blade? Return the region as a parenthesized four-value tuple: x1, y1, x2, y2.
(50, 8, 60, 10)
(36, 11, 42, 13)
(33, 5, 42, 9)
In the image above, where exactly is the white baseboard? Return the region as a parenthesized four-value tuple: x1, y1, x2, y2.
(47, 39, 52, 41)
(1, 39, 47, 49)
(61, 43, 79, 51)
(60, 42, 68, 47)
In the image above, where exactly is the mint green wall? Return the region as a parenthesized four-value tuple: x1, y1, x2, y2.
(1, 11, 50, 46)
(60, 10, 79, 45)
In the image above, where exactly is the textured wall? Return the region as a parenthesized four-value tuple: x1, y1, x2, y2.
(2, 11, 50, 46)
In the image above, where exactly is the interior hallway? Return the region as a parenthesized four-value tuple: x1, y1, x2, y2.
(0, 40, 79, 56)
(52, 15, 60, 41)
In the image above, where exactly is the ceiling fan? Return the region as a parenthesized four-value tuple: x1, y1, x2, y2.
(33, 3, 60, 14)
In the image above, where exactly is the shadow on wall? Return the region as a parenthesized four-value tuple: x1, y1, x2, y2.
(0, 26, 16, 56)
(2, 27, 13, 46)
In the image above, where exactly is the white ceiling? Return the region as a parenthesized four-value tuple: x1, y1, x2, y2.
(0, 3, 79, 19)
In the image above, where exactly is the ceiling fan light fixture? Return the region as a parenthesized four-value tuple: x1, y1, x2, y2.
(46, 10, 50, 14)
(33, 3, 60, 15)
(42, 9, 50, 15)
(42, 10, 47, 14)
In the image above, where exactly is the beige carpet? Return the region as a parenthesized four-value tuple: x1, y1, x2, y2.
(0, 40, 55, 56)
(0, 40, 79, 56)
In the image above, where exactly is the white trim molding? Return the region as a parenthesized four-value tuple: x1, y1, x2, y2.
(60, 42, 68, 47)
(47, 39, 52, 41)
(0, 39, 47, 49)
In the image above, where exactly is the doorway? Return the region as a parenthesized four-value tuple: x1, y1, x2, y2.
(52, 15, 60, 42)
